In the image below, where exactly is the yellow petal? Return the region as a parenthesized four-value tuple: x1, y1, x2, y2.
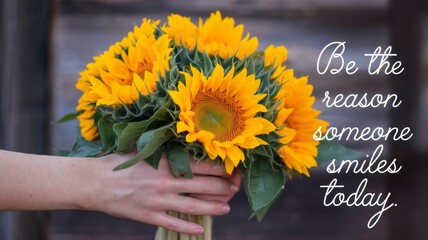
(106, 58, 130, 79)
(243, 104, 267, 117)
(224, 158, 235, 175)
(226, 145, 244, 166)
(176, 121, 190, 133)
(234, 136, 260, 149)
(208, 65, 225, 92)
(253, 117, 276, 134)
(213, 141, 226, 160)
(168, 90, 184, 108)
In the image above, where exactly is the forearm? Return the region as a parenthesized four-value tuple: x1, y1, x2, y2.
(0, 150, 97, 211)
(0, 150, 240, 235)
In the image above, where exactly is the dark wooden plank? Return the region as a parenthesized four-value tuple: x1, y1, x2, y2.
(387, 0, 426, 239)
(0, 0, 52, 239)
(0, 0, 51, 154)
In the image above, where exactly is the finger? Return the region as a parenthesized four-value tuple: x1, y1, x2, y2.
(160, 195, 230, 216)
(173, 176, 238, 195)
(150, 212, 205, 235)
(189, 159, 228, 176)
(188, 172, 241, 202)
(187, 193, 231, 202)
(229, 170, 242, 188)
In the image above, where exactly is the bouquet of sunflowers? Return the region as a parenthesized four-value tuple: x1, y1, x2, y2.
(65, 11, 341, 240)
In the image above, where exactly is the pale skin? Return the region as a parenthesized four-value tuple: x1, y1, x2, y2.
(0, 150, 240, 235)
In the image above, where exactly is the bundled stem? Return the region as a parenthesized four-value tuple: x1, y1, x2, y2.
(154, 212, 212, 240)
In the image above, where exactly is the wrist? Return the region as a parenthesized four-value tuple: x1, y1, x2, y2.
(69, 156, 102, 211)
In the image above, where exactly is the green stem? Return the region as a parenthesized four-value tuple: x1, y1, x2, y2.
(154, 212, 213, 240)
(179, 212, 191, 240)
(167, 211, 179, 240)
(202, 215, 212, 240)
(155, 227, 168, 240)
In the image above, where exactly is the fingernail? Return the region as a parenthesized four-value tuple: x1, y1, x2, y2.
(230, 185, 239, 192)
(222, 205, 230, 213)
(194, 226, 204, 234)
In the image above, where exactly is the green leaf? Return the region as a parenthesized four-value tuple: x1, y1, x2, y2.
(144, 145, 164, 170)
(114, 107, 170, 152)
(114, 121, 150, 152)
(68, 137, 104, 157)
(202, 53, 213, 74)
(253, 197, 277, 221)
(244, 156, 285, 221)
(244, 57, 256, 76)
(113, 123, 127, 140)
(136, 123, 173, 152)
(316, 140, 364, 166)
(251, 145, 272, 158)
(56, 111, 82, 123)
(166, 144, 193, 178)
(97, 115, 115, 149)
(113, 124, 174, 171)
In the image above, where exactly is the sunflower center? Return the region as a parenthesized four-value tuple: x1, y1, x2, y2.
(192, 90, 245, 142)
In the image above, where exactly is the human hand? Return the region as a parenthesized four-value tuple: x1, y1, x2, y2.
(82, 153, 240, 235)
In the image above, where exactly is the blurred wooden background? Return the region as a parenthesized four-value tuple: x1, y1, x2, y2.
(1, 0, 427, 239)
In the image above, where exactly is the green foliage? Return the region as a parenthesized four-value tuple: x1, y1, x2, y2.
(144, 146, 164, 170)
(243, 155, 285, 222)
(316, 140, 365, 165)
(113, 123, 174, 171)
(114, 105, 172, 152)
(56, 111, 82, 123)
(68, 137, 104, 157)
(166, 144, 193, 178)
(98, 115, 116, 150)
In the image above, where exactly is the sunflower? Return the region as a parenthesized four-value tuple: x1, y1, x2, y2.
(264, 46, 329, 176)
(168, 65, 276, 174)
(76, 93, 99, 140)
(75, 18, 172, 140)
(162, 11, 258, 60)
(264, 45, 288, 79)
